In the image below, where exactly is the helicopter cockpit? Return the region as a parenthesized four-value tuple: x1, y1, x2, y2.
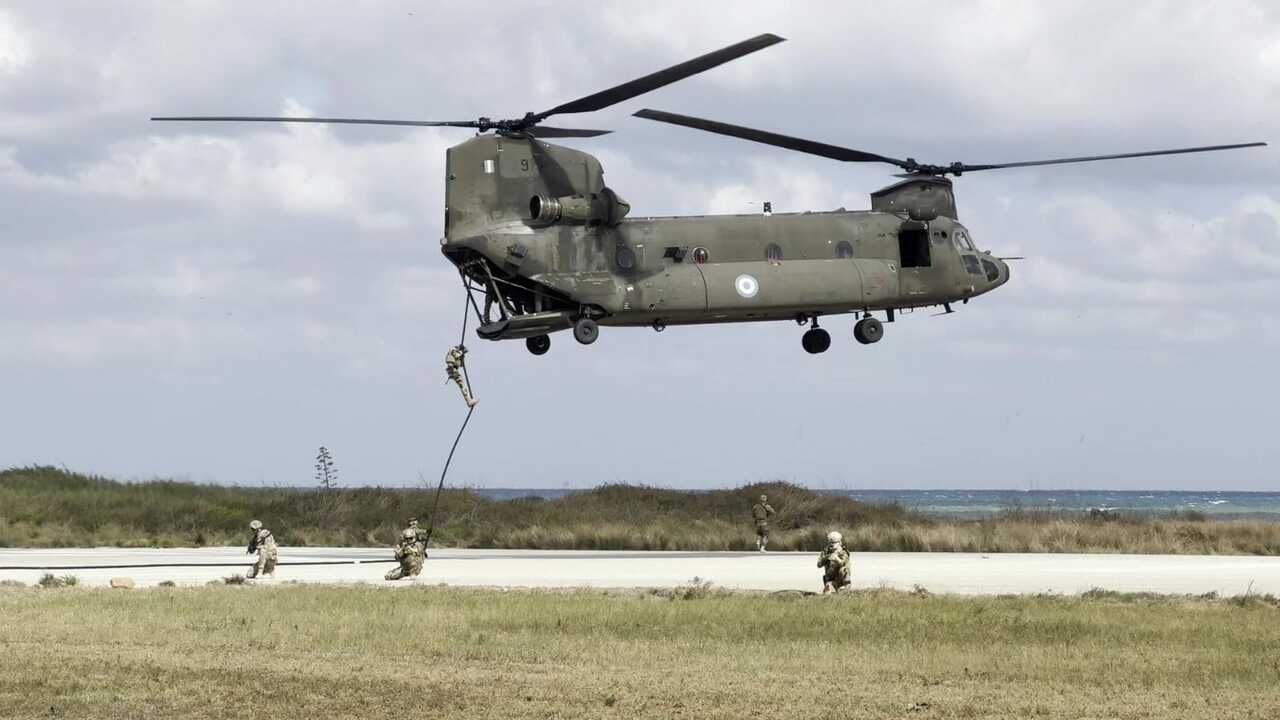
(952, 225, 1008, 290)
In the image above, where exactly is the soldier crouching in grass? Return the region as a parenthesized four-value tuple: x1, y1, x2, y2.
(751, 494, 777, 552)
(385, 528, 425, 581)
(817, 531, 851, 593)
(246, 520, 278, 579)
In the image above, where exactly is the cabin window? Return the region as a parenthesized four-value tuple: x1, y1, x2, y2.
(616, 247, 636, 271)
(898, 227, 931, 268)
(982, 258, 1000, 282)
(962, 254, 982, 275)
(692, 247, 709, 264)
(835, 241, 854, 259)
(765, 243, 783, 263)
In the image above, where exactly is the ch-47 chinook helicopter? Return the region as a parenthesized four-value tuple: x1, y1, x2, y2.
(155, 34, 1266, 355)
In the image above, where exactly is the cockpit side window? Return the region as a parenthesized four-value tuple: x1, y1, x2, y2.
(955, 229, 976, 252)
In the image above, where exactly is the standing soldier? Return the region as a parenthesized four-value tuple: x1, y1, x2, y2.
(385, 528, 425, 581)
(817, 531, 851, 593)
(751, 494, 777, 552)
(246, 519, 278, 579)
(445, 345, 477, 408)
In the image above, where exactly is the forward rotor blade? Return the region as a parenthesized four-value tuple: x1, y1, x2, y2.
(537, 34, 785, 119)
(526, 126, 612, 139)
(958, 142, 1268, 173)
(151, 116, 480, 128)
(634, 109, 907, 166)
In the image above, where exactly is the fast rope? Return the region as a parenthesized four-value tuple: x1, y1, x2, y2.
(421, 281, 479, 550)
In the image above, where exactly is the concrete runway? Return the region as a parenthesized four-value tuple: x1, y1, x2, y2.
(2, 547, 1277, 595)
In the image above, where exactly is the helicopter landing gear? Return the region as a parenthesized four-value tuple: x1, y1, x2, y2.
(573, 317, 599, 345)
(526, 334, 551, 355)
(802, 328, 831, 354)
(854, 316, 884, 345)
(800, 315, 830, 354)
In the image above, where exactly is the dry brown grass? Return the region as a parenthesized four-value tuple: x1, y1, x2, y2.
(0, 584, 1277, 719)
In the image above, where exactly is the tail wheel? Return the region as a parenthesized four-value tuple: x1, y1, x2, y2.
(573, 318, 599, 345)
(526, 335, 551, 355)
(854, 317, 883, 345)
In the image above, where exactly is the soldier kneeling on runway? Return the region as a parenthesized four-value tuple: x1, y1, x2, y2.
(817, 531, 851, 594)
(385, 528, 425, 581)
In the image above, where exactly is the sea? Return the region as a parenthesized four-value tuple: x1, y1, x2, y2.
(472, 488, 1280, 519)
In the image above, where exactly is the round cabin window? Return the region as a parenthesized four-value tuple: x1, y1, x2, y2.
(765, 243, 783, 263)
(692, 247, 709, 264)
(835, 241, 854, 259)
(615, 247, 636, 271)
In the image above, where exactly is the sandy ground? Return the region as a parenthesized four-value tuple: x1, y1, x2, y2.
(2, 546, 1277, 595)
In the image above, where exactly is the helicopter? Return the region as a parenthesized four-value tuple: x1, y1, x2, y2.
(154, 34, 1266, 355)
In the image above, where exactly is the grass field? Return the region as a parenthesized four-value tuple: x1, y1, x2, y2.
(4, 466, 1279, 555)
(1, 583, 1278, 719)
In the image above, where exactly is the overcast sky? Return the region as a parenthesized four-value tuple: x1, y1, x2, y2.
(1, 2, 1277, 490)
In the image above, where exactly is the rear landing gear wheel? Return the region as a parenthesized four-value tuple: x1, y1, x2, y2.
(526, 335, 550, 355)
(854, 317, 883, 345)
(802, 328, 831, 354)
(573, 318, 599, 345)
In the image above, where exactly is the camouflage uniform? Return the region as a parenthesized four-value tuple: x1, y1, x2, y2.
(385, 529, 425, 581)
(445, 345, 477, 408)
(751, 495, 776, 552)
(817, 531, 851, 593)
(246, 520, 278, 579)
(405, 518, 424, 554)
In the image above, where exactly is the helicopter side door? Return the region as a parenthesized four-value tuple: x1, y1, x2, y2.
(896, 220, 944, 302)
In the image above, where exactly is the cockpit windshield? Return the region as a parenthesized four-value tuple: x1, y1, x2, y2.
(954, 227, 976, 252)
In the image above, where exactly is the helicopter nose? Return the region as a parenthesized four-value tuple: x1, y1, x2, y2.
(995, 258, 1010, 287)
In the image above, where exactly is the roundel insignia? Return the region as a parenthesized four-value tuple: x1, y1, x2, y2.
(734, 273, 759, 299)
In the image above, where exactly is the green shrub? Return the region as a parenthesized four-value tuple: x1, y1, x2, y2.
(3, 466, 1279, 556)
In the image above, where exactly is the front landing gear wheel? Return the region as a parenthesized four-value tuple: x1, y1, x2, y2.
(802, 328, 831, 354)
(526, 335, 551, 355)
(573, 318, 599, 345)
(854, 317, 884, 345)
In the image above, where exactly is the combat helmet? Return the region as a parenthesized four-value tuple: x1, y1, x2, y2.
(249, 519, 262, 530)
(401, 528, 417, 540)
(826, 531, 842, 544)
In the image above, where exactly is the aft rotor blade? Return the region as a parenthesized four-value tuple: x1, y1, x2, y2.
(151, 116, 480, 128)
(537, 33, 785, 119)
(526, 126, 612, 139)
(634, 109, 907, 166)
(959, 142, 1268, 173)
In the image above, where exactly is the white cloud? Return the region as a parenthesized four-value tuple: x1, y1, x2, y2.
(0, 10, 29, 73)
(1, 98, 451, 231)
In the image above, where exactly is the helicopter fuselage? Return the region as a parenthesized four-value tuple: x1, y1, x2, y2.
(441, 134, 1008, 350)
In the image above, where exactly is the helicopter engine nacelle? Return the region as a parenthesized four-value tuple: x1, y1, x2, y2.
(529, 187, 631, 227)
